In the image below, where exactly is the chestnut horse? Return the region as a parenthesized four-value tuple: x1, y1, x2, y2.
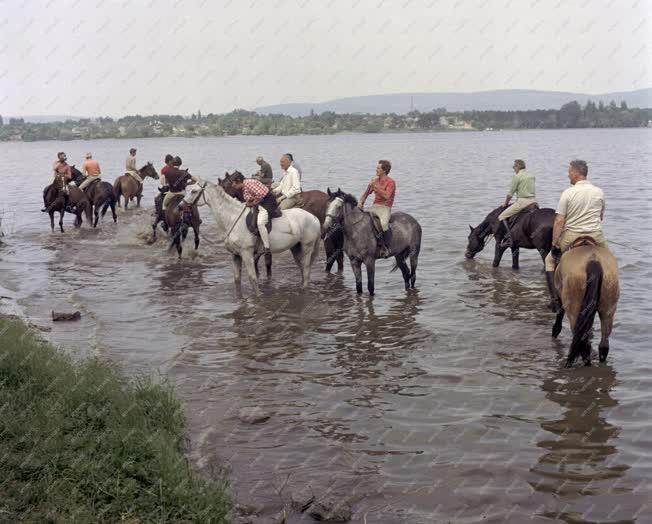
(113, 163, 159, 209)
(220, 171, 344, 273)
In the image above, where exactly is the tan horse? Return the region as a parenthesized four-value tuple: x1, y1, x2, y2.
(113, 163, 159, 209)
(552, 241, 619, 367)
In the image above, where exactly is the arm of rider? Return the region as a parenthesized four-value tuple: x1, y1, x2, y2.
(503, 193, 512, 207)
(358, 179, 374, 209)
(552, 214, 566, 248)
(245, 197, 259, 207)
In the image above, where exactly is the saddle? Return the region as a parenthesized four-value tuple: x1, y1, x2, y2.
(506, 202, 539, 227)
(125, 171, 144, 190)
(245, 205, 282, 237)
(568, 236, 597, 250)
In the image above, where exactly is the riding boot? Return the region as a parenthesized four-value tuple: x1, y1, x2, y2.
(379, 229, 392, 258)
(545, 271, 562, 313)
(500, 220, 513, 248)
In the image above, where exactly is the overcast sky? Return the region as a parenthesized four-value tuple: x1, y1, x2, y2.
(1, 0, 650, 117)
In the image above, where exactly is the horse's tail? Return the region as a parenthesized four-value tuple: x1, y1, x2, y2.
(309, 232, 321, 267)
(571, 259, 603, 353)
(113, 178, 122, 206)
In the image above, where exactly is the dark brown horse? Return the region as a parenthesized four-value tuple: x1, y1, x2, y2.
(220, 171, 345, 273)
(42, 173, 93, 232)
(69, 166, 117, 227)
(150, 190, 202, 258)
(113, 163, 159, 209)
(466, 205, 554, 269)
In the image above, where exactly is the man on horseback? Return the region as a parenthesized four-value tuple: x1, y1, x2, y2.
(498, 159, 537, 248)
(78, 152, 102, 192)
(162, 156, 198, 211)
(255, 156, 274, 187)
(154, 154, 174, 228)
(358, 159, 396, 258)
(545, 160, 608, 311)
(125, 147, 143, 186)
(230, 172, 280, 257)
(42, 152, 72, 212)
(273, 154, 302, 210)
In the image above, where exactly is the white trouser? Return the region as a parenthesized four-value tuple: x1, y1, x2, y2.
(257, 206, 270, 249)
(369, 204, 391, 231)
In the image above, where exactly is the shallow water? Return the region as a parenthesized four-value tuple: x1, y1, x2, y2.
(1, 130, 651, 523)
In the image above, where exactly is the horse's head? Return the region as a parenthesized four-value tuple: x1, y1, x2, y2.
(466, 223, 489, 259)
(186, 178, 207, 206)
(324, 187, 352, 230)
(220, 171, 244, 201)
(69, 165, 84, 184)
(140, 162, 160, 180)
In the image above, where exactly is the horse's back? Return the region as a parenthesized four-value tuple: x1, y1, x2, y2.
(278, 208, 321, 240)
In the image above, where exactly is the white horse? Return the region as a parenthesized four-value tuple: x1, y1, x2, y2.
(188, 178, 321, 293)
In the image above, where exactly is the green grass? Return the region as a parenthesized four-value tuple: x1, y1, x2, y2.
(0, 317, 230, 523)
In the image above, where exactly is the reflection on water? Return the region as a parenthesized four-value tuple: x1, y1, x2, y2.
(531, 365, 632, 523)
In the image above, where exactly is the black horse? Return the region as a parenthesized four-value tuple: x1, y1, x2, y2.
(465, 205, 554, 269)
(69, 167, 117, 227)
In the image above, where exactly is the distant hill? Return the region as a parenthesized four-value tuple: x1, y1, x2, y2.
(3, 115, 84, 123)
(255, 88, 652, 116)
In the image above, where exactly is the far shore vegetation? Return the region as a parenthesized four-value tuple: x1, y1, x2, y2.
(0, 315, 230, 523)
(1, 100, 651, 142)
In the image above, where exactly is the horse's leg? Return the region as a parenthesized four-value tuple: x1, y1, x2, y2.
(49, 211, 55, 231)
(350, 257, 363, 294)
(232, 254, 243, 293)
(366, 259, 376, 295)
(151, 220, 158, 242)
(111, 201, 117, 223)
(324, 238, 335, 273)
(598, 310, 614, 363)
(290, 244, 305, 284)
(409, 249, 419, 288)
(301, 242, 316, 288)
(396, 256, 410, 290)
(493, 240, 506, 267)
(193, 224, 200, 250)
(552, 309, 565, 338)
(93, 204, 100, 228)
(538, 248, 548, 272)
(254, 253, 261, 279)
(59, 210, 65, 233)
(511, 246, 520, 270)
(137, 192, 142, 207)
(337, 248, 344, 273)
(242, 253, 259, 294)
(75, 210, 82, 228)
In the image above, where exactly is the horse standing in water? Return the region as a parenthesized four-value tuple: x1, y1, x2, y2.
(466, 205, 554, 269)
(551, 241, 619, 367)
(113, 163, 159, 209)
(150, 184, 203, 259)
(69, 166, 118, 227)
(188, 178, 321, 294)
(42, 173, 92, 232)
(220, 171, 345, 273)
(323, 189, 422, 295)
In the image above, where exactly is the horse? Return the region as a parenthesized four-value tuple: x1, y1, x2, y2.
(465, 205, 554, 269)
(220, 171, 345, 273)
(42, 173, 93, 232)
(323, 188, 422, 295)
(150, 187, 203, 259)
(113, 163, 159, 209)
(69, 166, 117, 227)
(188, 177, 321, 294)
(551, 241, 619, 367)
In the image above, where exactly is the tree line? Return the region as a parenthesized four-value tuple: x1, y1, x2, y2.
(1, 100, 650, 142)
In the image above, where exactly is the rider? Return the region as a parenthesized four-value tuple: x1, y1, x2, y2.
(230, 172, 279, 256)
(162, 156, 198, 211)
(78, 152, 102, 192)
(358, 159, 396, 258)
(273, 154, 302, 210)
(286, 153, 302, 180)
(255, 156, 274, 187)
(125, 148, 142, 184)
(545, 159, 608, 311)
(42, 152, 72, 212)
(498, 159, 536, 248)
(155, 154, 175, 227)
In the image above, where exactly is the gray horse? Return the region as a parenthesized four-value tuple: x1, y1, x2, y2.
(324, 188, 422, 295)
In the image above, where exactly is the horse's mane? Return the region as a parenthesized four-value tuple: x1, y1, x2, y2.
(330, 188, 358, 207)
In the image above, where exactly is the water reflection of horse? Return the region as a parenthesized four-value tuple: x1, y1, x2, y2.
(529, 365, 625, 520)
(466, 205, 554, 269)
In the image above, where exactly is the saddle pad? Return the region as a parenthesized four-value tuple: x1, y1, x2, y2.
(569, 236, 597, 250)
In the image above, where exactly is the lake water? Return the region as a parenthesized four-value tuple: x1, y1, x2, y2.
(1, 130, 651, 523)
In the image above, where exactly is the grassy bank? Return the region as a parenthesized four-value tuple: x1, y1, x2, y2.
(0, 317, 230, 523)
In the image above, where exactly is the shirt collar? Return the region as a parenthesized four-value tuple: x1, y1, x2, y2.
(575, 180, 589, 185)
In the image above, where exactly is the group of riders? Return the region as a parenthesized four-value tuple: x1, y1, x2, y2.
(42, 147, 607, 312)
(497, 158, 608, 313)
